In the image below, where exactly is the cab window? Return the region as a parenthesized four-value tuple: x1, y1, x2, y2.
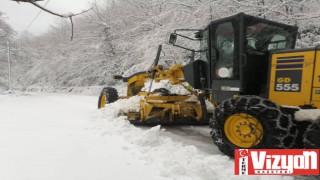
(246, 23, 294, 52)
(214, 22, 234, 78)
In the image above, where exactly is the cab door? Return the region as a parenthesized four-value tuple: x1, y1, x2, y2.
(211, 20, 241, 102)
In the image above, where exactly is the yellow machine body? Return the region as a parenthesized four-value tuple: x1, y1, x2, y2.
(118, 64, 211, 124)
(124, 64, 187, 97)
(98, 14, 320, 156)
(126, 95, 205, 124)
(269, 49, 320, 108)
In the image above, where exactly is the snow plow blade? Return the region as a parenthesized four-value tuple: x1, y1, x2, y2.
(126, 95, 211, 125)
(129, 117, 209, 126)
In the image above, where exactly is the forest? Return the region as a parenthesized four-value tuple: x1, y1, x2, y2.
(1, 0, 320, 92)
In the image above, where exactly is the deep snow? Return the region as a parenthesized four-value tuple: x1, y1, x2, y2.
(0, 93, 307, 180)
(0, 93, 166, 180)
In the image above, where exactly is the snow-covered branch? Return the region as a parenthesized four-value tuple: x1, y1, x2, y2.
(13, 0, 92, 41)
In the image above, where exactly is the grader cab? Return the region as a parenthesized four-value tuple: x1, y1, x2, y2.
(98, 13, 320, 157)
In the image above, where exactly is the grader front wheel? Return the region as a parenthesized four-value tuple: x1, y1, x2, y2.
(210, 96, 297, 158)
(98, 87, 119, 109)
(224, 113, 263, 148)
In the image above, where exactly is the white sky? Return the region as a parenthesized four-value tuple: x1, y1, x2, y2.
(0, 0, 94, 35)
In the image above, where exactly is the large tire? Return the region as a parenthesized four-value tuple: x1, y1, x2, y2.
(303, 118, 320, 148)
(98, 87, 118, 109)
(210, 95, 297, 158)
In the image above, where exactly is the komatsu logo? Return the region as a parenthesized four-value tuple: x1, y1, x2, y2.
(235, 149, 320, 175)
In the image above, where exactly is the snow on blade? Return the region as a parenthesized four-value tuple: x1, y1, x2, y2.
(109, 95, 143, 114)
(141, 80, 215, 112)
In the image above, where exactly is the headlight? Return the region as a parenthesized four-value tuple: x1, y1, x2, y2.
(217, 67, 230, 78)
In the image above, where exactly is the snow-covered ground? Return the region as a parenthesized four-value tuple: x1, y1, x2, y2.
(0, 93, 307, 180)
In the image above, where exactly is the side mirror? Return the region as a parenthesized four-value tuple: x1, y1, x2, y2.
(168, 33, 177, 45)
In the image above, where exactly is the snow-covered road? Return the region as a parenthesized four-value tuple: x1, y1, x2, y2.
(0, 93, 297, 180)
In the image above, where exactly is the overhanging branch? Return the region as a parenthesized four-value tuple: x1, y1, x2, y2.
(12, 0, 92, 41)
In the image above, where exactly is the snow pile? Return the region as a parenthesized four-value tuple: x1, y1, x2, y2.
(112, 96, 143, 113)
(24, 86, 102, 95)
(22, 84, 127, 96)
(295, 109, 320, 122)
(92, 97, 293, 180)
(142, 79, 191, 95)
(205, 100, 215, 112)
(0, 90, 21, 96)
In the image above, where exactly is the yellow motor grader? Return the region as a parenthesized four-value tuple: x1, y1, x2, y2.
(98, 45, 211, 125)
(98, 13, 320, 157)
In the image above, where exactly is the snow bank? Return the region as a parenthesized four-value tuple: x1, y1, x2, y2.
(92, 96, 293, 180)
(0, 90, 21, 96)
(24, 86, 104, 96)
(20, 84, 127, 96)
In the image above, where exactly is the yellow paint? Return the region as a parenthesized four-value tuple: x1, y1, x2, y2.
(224, 113, 263, 148)
(125, 64, 185, 96)
(269, 51, 315, 106)
(127, 112, 140, 121)
(311, 88, 320, 108)
(137, 96, 203, 122)
(314, 51, 320, 88)
(100, 95, 106, 108)
(145, 95, 191, 102)
(119, 63, 208, 123)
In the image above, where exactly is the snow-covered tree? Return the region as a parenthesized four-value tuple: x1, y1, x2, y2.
(8, 0, 320, 90)
(0, 12, 14, 41)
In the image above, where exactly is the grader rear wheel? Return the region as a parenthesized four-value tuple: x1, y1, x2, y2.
(210, 95, 297, 158)
(303, 118, 320, 148)
(98, 87, 119, 109)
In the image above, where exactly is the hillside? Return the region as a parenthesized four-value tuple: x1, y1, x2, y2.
(1, 0, 320, 92)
